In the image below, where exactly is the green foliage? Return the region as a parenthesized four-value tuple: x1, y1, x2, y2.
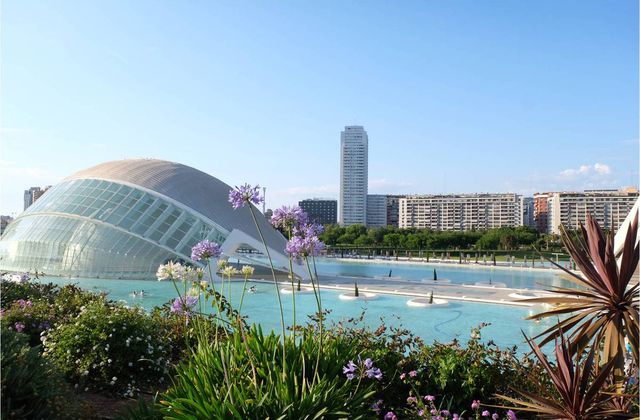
(160, 326, 377, 419)
(410, 325, 547, 410)
(1, 327, 87, 419)
(1, 281, 59, 307)
(119, 395, 164, 420)
(1, 281, 108, 347)
(42, 301, 172, 396)
(320, 224, 541, 251)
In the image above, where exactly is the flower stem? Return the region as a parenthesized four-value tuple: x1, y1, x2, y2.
(305, 257, 323, 384)
(248, 205, 287, 378)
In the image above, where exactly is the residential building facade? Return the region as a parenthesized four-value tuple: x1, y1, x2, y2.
(339, 126, 368, 226)
(366, 194, 387, 227)
(386, 195, 404, 227)
(520, 196, 535, 228)
(547, 189, 639, 234)
(398, 193, 522, 230)
(24, 186, 50, 210)
(533, 193, 551, 233)
(299, 199, 337, 225)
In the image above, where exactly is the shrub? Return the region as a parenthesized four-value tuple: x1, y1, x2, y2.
(160, 325, 377, 418)
(1, 327, 87, 419)
(43, 301, 172, 397)
(1, 281, 59, 307)
(1, 298, 56, 347)
(408, 325, 547, 412)
(1, 281, 106, 347)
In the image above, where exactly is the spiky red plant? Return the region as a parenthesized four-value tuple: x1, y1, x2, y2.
(524, 211, 639, 382)
(497, 333, 634, 419)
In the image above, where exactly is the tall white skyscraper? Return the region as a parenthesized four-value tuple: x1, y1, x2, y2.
(339, 126, 368, 226)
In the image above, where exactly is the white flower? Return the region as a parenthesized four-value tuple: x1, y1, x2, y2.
(241, 265, 255, 277)
(216, 259, 228, 271)
(156, 261, 187, 281)
(108, 359, 112, 364)
(221, 266, 238, 278)
(112, 376, 117, 381)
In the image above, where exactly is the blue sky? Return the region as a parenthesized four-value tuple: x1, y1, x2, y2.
(1, 0, 638, 216)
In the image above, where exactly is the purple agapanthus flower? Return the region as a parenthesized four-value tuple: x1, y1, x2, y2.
(371, 400, 383, 414)
(481, 411, 490, 417)
(343, 357, 382, 381)
(16, 299, 33, 309)
(300, 222, 323, 237)
(228, 184, 263, 209)
(384, 412, 397, 420)
(366, 366, 382, 380)
(285, 231, 325, 259)
(170, 296, 199, 316)
(343, 360, 357, 380)
(270, 206, 308, 232)
(14, 322, 25, 332)
(491, 414, 499, 420)
(506, 410, 517, 420)
(424, 395, 436, 402)
(191, 240, 221, 262)
(471, 400, 480, 410)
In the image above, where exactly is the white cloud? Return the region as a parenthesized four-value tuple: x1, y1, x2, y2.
(593, 163, 611, 175)
(558, 163, 611, 179)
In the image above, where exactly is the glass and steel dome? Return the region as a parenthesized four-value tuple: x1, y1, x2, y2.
(0, 159, 288, 279)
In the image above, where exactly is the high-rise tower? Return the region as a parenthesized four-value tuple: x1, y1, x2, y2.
(339, 126, 368, 225)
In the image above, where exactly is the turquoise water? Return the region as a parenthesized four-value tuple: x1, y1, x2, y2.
(36, 274, 551, 352)
(313, 258, 569, 289)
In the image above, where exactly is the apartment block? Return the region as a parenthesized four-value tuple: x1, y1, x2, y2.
(339, 126, 368, 226)
(547, 189, 639, 234)
(299, 199, 337, 225)
(386, 195, 404, 228)
(366, 194, 387, 227)
(399, 193, 522, 230)
(23, 186, 51, 210)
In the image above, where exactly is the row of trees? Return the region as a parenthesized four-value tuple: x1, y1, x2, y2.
(318, 224, 563, 251)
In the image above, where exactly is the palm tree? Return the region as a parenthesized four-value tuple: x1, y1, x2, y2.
(524, 212, 639, 383)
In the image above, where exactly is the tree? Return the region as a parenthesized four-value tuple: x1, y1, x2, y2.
(383, 233, 403, 248)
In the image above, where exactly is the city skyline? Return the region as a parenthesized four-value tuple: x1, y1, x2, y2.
(2, 1, 638, 215)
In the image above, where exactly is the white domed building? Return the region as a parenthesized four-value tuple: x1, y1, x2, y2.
(0, 159, 299, 279)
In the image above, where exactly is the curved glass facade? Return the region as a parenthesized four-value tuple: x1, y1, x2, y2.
(0, 179, 228, 279)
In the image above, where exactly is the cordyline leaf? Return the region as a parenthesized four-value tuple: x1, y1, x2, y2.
(496, 332, 629, 419)
(531, 211, 639, 377)
(618, 213, 639, 283)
